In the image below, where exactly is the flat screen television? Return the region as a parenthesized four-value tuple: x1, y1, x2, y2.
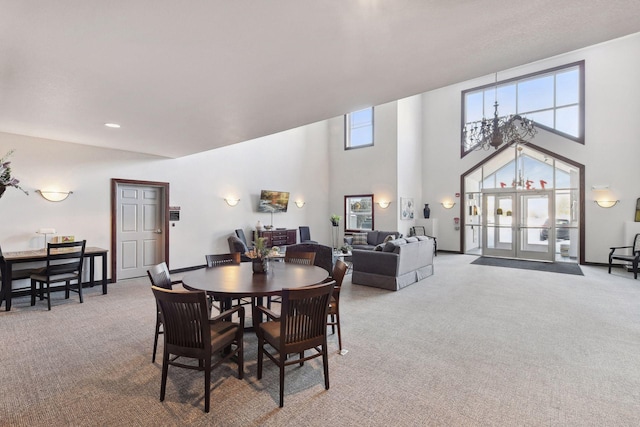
(257, 190, 289, 213)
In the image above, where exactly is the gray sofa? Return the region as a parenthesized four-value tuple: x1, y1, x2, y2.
(351, 235, 435, 291)
(344, 230, 401, 251)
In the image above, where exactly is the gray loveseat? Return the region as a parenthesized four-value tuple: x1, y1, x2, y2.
(351, 235, 435, 291)
(344, 230, 401, 251)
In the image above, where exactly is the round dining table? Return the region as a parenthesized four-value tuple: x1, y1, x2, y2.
(181, 261, 329, 320)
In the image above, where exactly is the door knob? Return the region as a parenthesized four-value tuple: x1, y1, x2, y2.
(155, 229, 162, 234)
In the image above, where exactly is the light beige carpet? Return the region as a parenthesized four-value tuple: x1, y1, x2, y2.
(1, 254, 639, 426)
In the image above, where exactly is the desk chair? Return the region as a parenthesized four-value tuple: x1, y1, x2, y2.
(30, 240, 86, 310)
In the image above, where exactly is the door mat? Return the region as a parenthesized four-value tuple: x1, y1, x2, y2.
(471, 256, 583, 275)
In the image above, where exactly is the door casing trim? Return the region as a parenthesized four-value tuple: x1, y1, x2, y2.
(110, 178, 170, 283)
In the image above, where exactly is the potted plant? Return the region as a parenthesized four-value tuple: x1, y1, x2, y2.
(0, 150, 28, 198)
(339, 244, 352, 254)
(247, 231, 271, 273)
(330, 214, 341, 227)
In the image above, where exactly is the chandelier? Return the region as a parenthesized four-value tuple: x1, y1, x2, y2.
(463, 79, 537, 151)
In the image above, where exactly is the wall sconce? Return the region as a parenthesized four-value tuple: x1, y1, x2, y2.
(376, 200, 391, 209)
(441, 201, 456, 209)
(594, 200, 619, 208)
(294, 200, 305, 208)
(36, 190, 73, 202)
(591, 185, 618, 207)
(224, 198, 240, 207)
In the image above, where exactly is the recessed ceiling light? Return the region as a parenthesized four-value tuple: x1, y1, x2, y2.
(104, 123, 121, 128)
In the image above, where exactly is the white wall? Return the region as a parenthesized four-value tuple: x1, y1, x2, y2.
(397, 94, 423, 237)
(422, 33, 640, 261)
(0, 121, 330, 276)
(328, 101, 399, 242)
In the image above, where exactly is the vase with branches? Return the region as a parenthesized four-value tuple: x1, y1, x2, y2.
(0, 150, 28, 198)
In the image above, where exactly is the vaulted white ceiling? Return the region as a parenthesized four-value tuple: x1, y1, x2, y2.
(2, 1, 640, 158)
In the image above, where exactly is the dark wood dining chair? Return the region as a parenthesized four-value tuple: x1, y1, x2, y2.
(151, 286, 244, 413)
(284, 251, 316, 266)
(205, 253, 249, 314)
(255, 281, 334, 407)
(30, 240, 86, 310)
(147, 262, 184, 363)
(327, 259, 348, 352)
(609, 233, 640, 279)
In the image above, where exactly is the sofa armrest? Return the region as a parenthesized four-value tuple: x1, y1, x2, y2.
(352, 249, 400, 276)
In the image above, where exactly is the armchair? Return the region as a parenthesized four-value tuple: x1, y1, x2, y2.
(608, 233, 640, 279)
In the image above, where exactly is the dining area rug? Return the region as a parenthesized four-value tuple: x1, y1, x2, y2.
(471, 256, 583, 275)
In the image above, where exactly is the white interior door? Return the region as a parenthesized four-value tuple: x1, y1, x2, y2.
(116, 184, 165, 279)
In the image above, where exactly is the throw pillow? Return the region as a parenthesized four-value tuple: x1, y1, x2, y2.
(351, 233, 368, 245)
(405, 236, 419, 243)
(383, 234, 395, 243)
(374, 243, 384, 251)
(383, 239, 406, 252)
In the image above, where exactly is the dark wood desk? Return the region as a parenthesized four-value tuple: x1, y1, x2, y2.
(0, 247, 109, 311)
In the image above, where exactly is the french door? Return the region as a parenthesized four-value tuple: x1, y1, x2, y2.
(482, 191, 553, 261)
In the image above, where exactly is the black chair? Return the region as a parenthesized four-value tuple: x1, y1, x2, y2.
(609, 233, 640, 279)
(0, 245, 39, 308)
(152, 286, 244, 413)
(255, 281, 334, 407)
(30, 240, 87, 310)
(228, 236, 252, 262)
(409, 226, 437, 255)
(147, 262, 183, 363)
(299, 226, 317, 244)
(235, 229, 253, 249)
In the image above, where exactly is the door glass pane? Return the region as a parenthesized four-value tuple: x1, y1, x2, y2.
(520, 194, 550, 254)
(496, 196, 513, 250)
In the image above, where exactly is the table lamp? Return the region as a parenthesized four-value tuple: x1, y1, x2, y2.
(37, 228, 56, 248)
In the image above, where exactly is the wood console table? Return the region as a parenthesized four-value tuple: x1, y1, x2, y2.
(0, 247, 109, 311)
(257, 229, 297, 247)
